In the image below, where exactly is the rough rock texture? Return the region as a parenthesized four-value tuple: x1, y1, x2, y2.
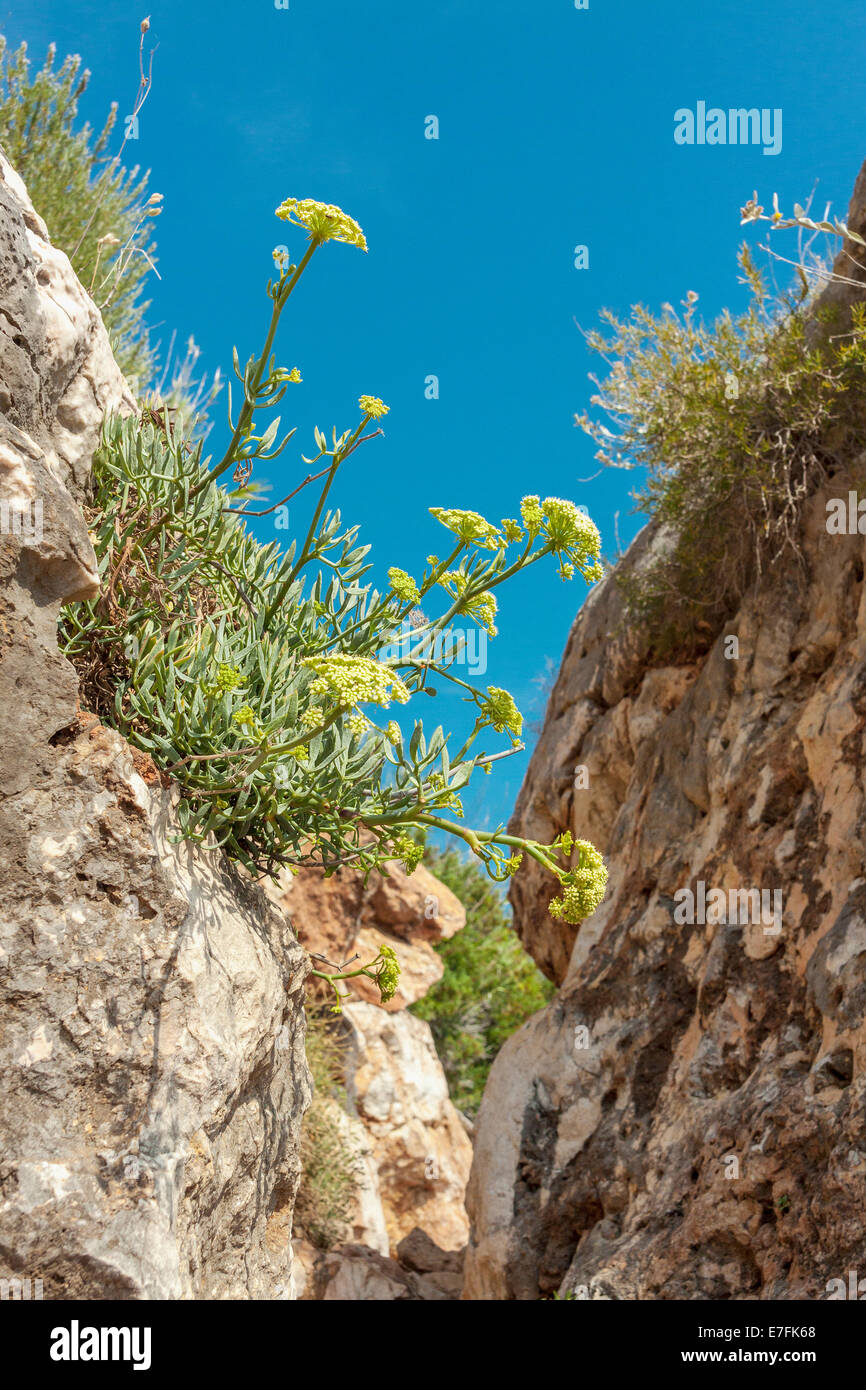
(465, 167, 866, 1300)
(342, 1001, 473, 1252)
(294, 1227, 464, 1301)
(0, 153, 311, 1298)
(0, 151, 136, 803)
(273, 858, 474, 1278)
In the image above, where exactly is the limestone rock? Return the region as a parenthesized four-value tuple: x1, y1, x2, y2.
(0, 154, 311, 1299)
(295, 1242, 423, 1301)
(465, 171, 866, 1295)
(293, 1228, 464, 1301)
(467, 470, 866, 1299)
(343, 1002, 473, 1253)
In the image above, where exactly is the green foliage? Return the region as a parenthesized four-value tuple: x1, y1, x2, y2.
(411, 847, 554, 1117)
(577, 246, 866, 657)
(0, 35, 158, 389)
(59, 202, 608, 938)
(295, 1010, 362, 1250)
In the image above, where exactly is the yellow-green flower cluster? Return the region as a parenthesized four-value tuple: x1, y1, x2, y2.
(479, 686, 522, 738)
(359, 395, 389, 418)
(548, 840, 608, 924)
(430, 507, 501, 549)
(427, 771, 464, 818)
(392, 834, 424, 875)
(520, 496, 545, 532)
(300, 705, 324, 730)
(206, 663, 244, 695)
(385, 721, 402, 745)
(275, 197, 367, 250)
(521, 496, 603, 582)
(347, 713, 369, 738)
(470, 591, 497, 637)
(439, 571, 498, 637)
(500, 518, 525, 544)
(542, 498, 603, 578)
(272, 366, 302, 384)
(504, 853, 523, 877)
(304, 654, 411, 709)
(388, 567, 420, 604)
(375, 944, 401, 1004)
(232, 705, 260, 732)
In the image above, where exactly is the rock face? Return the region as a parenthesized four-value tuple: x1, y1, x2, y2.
(279, 862, 474, 1282)
(464, 167, 866, 1300)
(0, 152, 311, 1298)
(342, 1002, 472, 1251)
(295, 1228, 464, 1302)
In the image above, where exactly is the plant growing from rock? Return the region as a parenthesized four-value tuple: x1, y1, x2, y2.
(576, 208, 866, 657)
(60, 196, 609, 1002)
(0, 33, 157, 388)
(294, 1008, 363, 1249)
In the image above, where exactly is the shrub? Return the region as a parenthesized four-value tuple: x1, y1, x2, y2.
(576, 243, 866, 658)
(59, 196, 609, 971)
(411, 846, 554, 1117)
(0, 35, 158, 389)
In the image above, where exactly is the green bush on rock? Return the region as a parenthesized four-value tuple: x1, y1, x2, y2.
(60, 197, 610, 998)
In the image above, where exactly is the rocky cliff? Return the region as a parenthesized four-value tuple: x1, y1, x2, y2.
(464, 165, 866, 1300)
(0, 149, 474, 1302)
(0, 150, 313, 1300)
(277, 861, 474, 1298)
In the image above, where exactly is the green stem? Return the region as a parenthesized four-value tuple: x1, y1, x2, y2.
(201, 241, 319, 494)
(263, 417, 369, 626)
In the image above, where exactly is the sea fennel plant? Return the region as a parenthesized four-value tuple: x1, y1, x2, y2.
(61, 197, 608, 1008)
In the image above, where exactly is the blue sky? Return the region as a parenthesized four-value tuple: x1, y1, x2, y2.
(6, 0, 866, 829)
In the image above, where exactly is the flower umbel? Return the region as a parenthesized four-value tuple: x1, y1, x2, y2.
(478, 686, 522, 738)
(300, 705, 324, 730)
(232, 705, 260, 734)
(430, 507, 501, 549)
(439, 570, 498, 637)
(205, 663, 244, 695)
(540, 497, 603, 580)
(375, 944, 401, 1004)
(548, 840, 608, 924)
(275, 197, 367, 251)
(392, 835, 424, 874)
(304, 654, 411, 709)
(388, 567, 420, 604)
(520, 495, 544, 532)
(359, 395, 389, 418)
